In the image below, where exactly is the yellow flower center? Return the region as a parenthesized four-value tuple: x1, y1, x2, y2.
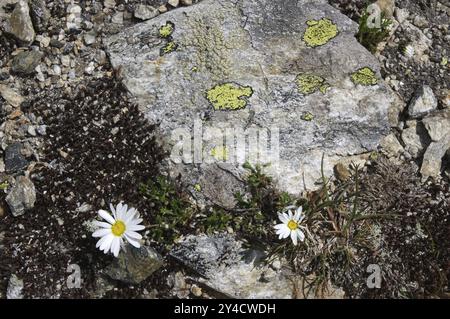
(111, 220, 126, 237)
(287, 220, 298, 231)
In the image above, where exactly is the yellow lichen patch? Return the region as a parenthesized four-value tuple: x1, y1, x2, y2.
(351, 67, 378, 86)
(206, 83, 253, 110)
(303, 18, 339, 47)
(301, 112, 314, 121)
(296, 73, 329, 95)
(194, 184, 202, 192)
(160, 41, 178, 56)
(210, 146, 229, 161)
(159, 21, 175, 38)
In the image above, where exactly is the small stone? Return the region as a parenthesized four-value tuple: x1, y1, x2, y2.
(134, 5, 159, 21)
(408, 85, 438, 118)
(158, 5, 168, 13)
(0, 84, 24, 107)
(11, 50, 44, 75)
(376, 0, 395, 18)
(111, 12, 123, 24)
(6, 0, 35, 46)
(27, 125, 37, 136)
(401, 122, 430, 158)
(84, 62, 95, 75)
(105, 245, 164, 284)
(60, 55, 70, 67)
(5, 143, 28, 173)
(420, 135, 450, 180)
(168, 0, 180, 7)
(191, 284, 203, 297)
(84, 31, 97, 46)
(334, 163, 351, 181)
(413, 15, 428, 29)
(6, 175, 36, 217)
(36, 125, 47, 135)
(181, 0, 193, 5)
(442, 90, 450, 108)
(422, 110, 450, 142)
(29, 0, 51, 32)
(6, 274, 24, 299)
(52, 64, 61, 76)
(67, 4, 81, 15)
(394, 7, 409, 24)
(380, 133, 404, 157)
(104, 0, 116, 9)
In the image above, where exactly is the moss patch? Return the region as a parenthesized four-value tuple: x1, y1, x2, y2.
(296, 73, 329, 95)
(160, 41, 178, 56)
(301, 112, 314, 121)
(351, 67, 378, 86)
(303, 18, 339, 47)
(206, 83, 253, 110)
(159, 21, 175, 38)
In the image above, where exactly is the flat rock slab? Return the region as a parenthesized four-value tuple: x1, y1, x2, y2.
(106, 0, 398, 207)
(170, 234, 295, 298)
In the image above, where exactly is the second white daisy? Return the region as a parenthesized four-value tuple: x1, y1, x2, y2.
(92, 202, 145, 257)
(274, 206, 306, 246)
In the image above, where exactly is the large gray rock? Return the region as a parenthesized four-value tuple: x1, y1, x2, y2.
(170, 234, 294, 298)
(105, 0, 399, 206)
(105, 245, 164, 284)
(170, 234, 345, 299)
(5, 175, 36, 217)
(5, 0, 35, 46)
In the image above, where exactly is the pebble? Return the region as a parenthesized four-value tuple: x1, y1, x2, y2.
(11, 50, 44, 75)
(134, 4, 159, 21)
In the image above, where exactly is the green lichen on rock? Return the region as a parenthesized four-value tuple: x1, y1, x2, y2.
(160, 41, 178, 56)
(159, 21, 175, 38)
(303, 18, 339, 47)
(351, 67, 378, 86)
(301, 112, 314, 121)
(206, 83, 253, 110)
(296, 73, 329, 95)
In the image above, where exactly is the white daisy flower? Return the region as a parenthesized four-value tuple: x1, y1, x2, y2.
(92, 202, 145, 257)
(274, 206, 306, 246)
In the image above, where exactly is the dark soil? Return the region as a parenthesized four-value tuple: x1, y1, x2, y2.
(0, 75, 172, 298)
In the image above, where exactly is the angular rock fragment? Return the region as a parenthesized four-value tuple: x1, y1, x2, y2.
(5, 175, 36, 217)
(105, 245, 164, 284)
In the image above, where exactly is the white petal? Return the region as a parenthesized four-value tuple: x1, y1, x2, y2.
(125, 230, 142, 240)
(121, 203, 128, 215)
(92, 228, 111, 238)
(93, 221, 113, 229)
(98, 210, 115, 224)
(109, 203, 116, 218)
(100, 234, 114, 252)
(291, 231, 298, 246)
(95, 236, 107, 248)
(288, 210, 293, 220)
(111, 237, 121, 257)
(129, 217, 143, 226)
(279, 227, 291, 239)
(274, 224, 285, 230)
(297, 229, 305, 242)
(127, 224, 145, 231)
(278, 213, 289, 224)
(124, 234, 141, 248)
(116, 202, 123, 219)
(294, 207, 302, 221)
